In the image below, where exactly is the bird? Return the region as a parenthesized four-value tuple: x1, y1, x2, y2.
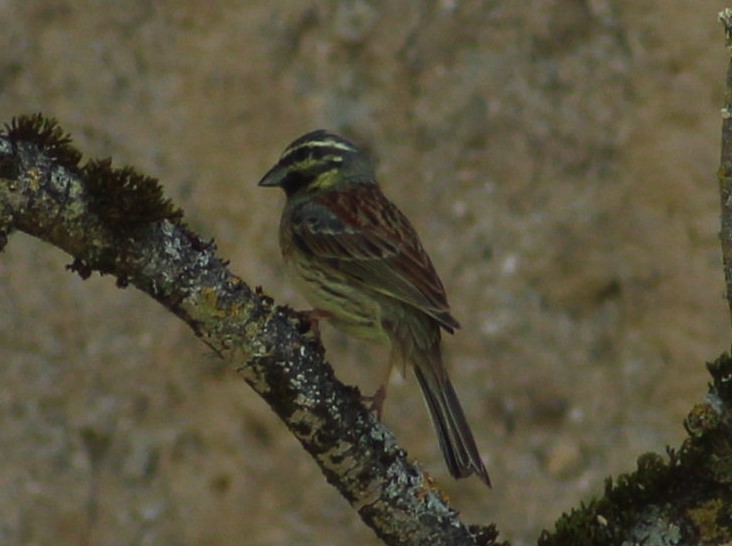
(258, 129, 490, 486)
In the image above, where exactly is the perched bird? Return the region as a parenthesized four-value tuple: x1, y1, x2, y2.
(258, 130, 490, 486)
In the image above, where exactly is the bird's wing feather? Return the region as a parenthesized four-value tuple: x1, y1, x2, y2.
(290, 184, 460, 332)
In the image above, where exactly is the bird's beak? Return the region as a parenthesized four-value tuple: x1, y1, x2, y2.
(257, 163, 285, 188)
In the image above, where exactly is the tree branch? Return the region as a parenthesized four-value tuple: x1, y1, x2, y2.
(538, 354, 732, 545)
(0, 115, 502, 546)
(719, 9, 732, 328)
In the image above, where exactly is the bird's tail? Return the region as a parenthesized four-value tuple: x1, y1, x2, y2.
(413, 345, 491, 486)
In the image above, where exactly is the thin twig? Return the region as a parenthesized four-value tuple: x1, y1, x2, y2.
(718, 8, 732, 327)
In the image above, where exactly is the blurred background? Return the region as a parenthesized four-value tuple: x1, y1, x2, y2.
(0, 1, 730, 545)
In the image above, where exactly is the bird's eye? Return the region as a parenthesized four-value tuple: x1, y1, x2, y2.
(279, 171, 312, 196)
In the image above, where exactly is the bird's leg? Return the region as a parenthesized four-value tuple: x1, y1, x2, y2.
(362, 385, 387, 420)
(300, 308, 333, 339)
(362, 344, 400, 419)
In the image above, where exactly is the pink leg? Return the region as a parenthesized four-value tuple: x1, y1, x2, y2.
(362, 385, 388, 419)
(301, 309, 333, 338)
(362, 345, 400, 419)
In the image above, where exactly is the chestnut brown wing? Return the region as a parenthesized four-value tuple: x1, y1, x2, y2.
(289, 184, 460, 333)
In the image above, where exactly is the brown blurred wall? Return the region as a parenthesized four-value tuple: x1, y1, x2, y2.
(0, 1, 729, 544)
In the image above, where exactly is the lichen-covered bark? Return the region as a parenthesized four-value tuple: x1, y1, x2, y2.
(538, 354, 732, 546)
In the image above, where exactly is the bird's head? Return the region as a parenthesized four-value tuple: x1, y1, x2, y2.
(258, 130, 374, 197)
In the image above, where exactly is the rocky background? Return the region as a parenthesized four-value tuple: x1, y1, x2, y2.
(0, 1, 729, 545)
